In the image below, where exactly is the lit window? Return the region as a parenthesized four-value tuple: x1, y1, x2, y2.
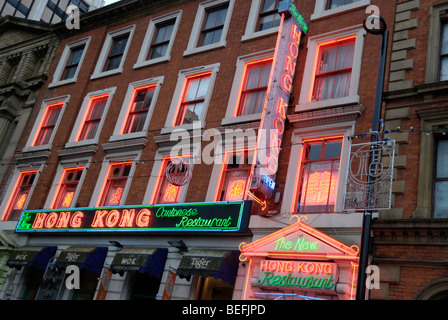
(32, 102, 63, 146)
(99, 162, 132, 207)
(3, 171, 37, 221)
(77, 94, 109, 141)
(61, 45, 86, 80)
(153, 158, 190, 204)
(257, 0, 280, 31)
(216, 150, 253, 201)
(440, 22, 448, 81)
(52, 167, 83, 209)
(434, 138, 448, 217)
(175, 73, 211, 125)
(104, 34, 129, 72)
(237, 59, 272, 116)
(148, 19, 176, 60)
(312, 38, 355, 101)
(122, 86, 155, 134)
(297, 138, 342, 213)
(297, 26, 365, 110)
(199, 4, 228, 47)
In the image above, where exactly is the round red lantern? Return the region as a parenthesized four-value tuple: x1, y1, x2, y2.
(165, 159, 193, 186)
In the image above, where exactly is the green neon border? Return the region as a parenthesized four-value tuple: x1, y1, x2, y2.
(15, 201, 249, 233)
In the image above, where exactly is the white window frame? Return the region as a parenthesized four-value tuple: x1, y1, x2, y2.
(296, 25, 366, 113)
(134, 11, 182, 69)
(49, 37, 91, 88)
(221, 49, 274, 126)
(183, 0, 235, 56)
(162, 63, 220, 134)
(22, 95, 70, 153)
(65, 87, 116, 149)
(143, 146, 199, 205)
(280, 123, 354, 214)
(0, 163, 42, 224)
(205, 132, 257, 202)
(89, 151, 141, 207)
(311, 0, 370, 21)
(91, 25, 135, 79)
(44, 159, 91, 209)
(110, 76, 164, 142)
(242, 0, 280, 41)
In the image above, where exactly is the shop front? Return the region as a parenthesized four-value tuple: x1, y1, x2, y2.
(1, 200, 251, 300)
(3, 246, 57, 300)
(239, 216, 359, 300)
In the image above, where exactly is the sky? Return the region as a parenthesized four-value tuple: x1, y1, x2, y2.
(103, 0, 121, 5)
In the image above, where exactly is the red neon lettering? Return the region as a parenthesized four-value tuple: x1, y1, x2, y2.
(284, 55, 296, 77)
(296, 262, 334, 275)
(270, 132, 280, 155)
(32, 212, 47, 229)
(261, 260, 269, 271)
(276, 98, 288, 119)
(136, 209, 151, 227)
(70, 211, 84, 228)
(282, 74, 292, 92)
(55, 211, 71, 228)
(44, 212, 58, 229)
(274, 118, 285, 135)
(290, 24, 301, 44)
(119, 209, 135, 227)
(288, 42, 299, 59)
(92, 210, 108, 228)
(105, 210, 120, 228)
(324, 264, 334, 275)
(266, 155, 278, 175)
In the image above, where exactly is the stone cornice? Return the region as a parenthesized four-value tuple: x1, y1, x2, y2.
(287, 104, 365, 128)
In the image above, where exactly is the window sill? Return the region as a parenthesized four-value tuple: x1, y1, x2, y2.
(109, 131, 148, 142)
(48, 78, 77, 88)
(90, 68, 123, 80)
(221, 114, 262, 126)
(241, 27, 279, 42)
(183, 41, 226, 57)
(160, 122, 205, 135)
(296, 95, 360, 112)
(133, 56, 170, 69)
(65, 139, 99, 149)
(22, 144, 51, 153)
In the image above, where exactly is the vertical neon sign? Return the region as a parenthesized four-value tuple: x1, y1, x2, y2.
(250, 1, 307, 201)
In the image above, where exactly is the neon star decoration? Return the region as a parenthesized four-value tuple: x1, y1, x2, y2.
(15, 193, 27, 209)
(109, 187, 123, 205)
(305, 171, 336, 203)
(163, 183, 179, 202)
(62, 192, 74, 208)
(230, 180, 245, 198)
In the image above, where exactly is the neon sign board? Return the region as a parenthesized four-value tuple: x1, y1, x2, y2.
(257, 260, 337, 291)
(251, 0, 307, 200)
(15, 201, 251, 234)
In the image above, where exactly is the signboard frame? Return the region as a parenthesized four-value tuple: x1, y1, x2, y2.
(15, 201, 251, 234)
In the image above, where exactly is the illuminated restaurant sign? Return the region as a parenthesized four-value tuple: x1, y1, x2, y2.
(251, 0, 307, 199)
(15, 201, 251, 233)
(257, 260, 338, 291)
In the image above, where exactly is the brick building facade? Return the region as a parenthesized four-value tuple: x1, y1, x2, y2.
(372, 0, 448, 300)
(0, 0, 409, 301)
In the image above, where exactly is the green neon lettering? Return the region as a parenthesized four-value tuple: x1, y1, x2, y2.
(258, 271, 274, 286)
